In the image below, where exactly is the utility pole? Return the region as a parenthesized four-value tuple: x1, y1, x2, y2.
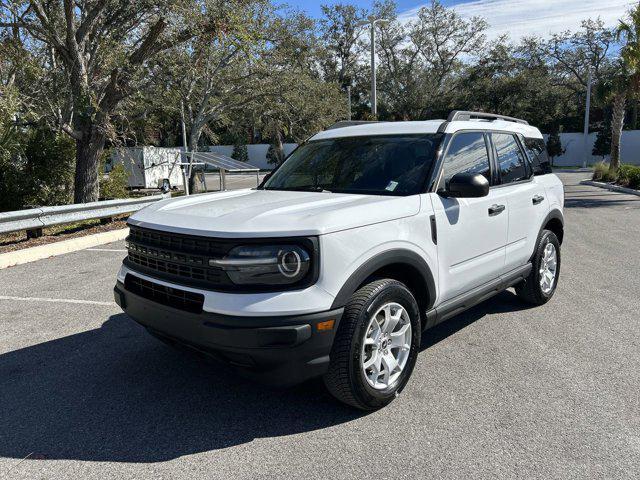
(582, 68, 592, 169)
(180, 100, 190, 195)
(347, 85, 352, 120)
(358, 17, 389, 117)
(370, 24, 376, 117)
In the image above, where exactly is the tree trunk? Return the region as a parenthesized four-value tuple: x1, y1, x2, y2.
(188, 127, 205, 193)
(275, 129, 284, 164)
(74, 127, 106, 203)
(609, 92, 626, 172)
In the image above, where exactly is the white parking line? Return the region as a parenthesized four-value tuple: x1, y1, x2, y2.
(0, 295, 116, 306)
(86, 248, 128, 252)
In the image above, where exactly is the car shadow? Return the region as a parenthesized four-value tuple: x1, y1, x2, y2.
(1, 291, 531, 464)
(0, 314, 361, 463)
(420, 290, 535, 351)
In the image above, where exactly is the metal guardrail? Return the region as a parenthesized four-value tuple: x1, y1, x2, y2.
(0, 194, 169, 236)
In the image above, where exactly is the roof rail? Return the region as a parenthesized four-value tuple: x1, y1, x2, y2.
(326, 120, 383, 130)
(447, 110, 529, 125)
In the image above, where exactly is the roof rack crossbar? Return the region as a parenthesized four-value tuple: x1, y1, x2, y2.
(326, 120, 383, 130)
(447, 110, 529, 125)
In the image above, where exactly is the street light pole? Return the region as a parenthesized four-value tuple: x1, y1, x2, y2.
(582, 68, 592, 169)
(358, 17, 389, 118)
(370, 24, 377, 117)
(347, 85, 352, 120)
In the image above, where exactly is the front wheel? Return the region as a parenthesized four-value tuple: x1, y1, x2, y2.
(323, 279, 421, 410)
(515, 229, 561, 305)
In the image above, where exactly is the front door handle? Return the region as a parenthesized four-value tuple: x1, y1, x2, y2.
(488, 204, 506, 216)
(532, 195, 545, 205)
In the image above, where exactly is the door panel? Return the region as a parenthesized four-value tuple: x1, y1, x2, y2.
(429, 189, 508, 303)
(503, 180, 548, 270)
(491, 132, 547, 270)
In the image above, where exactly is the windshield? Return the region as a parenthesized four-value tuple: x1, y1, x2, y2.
(262, 134, 443, 196)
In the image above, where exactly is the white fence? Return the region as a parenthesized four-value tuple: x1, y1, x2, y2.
(208, 144, 297, 170)
(545, 130, 640, 167)
(210, 132, 640, 169)
(111, 129, 640, 173)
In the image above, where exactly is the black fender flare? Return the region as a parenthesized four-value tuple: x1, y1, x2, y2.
(330, 249, 436, 310)
(540, 208, 564, 241)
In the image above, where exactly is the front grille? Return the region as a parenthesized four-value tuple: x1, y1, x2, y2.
(125, 274, 204, 313)
(125, 226, 232, 289)
(128, 226, 230, 256)
(124, 225, 319, 293)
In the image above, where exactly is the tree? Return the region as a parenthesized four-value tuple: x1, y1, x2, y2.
(592, 115, 612, 159)
(546, 20, 615, 94)
(164, 0, 275, 155)
(455, 37, 569, 132)
(375, 0, 486, 119)
(318, 3, 368, 89)
(607, 3, 640, 172)
(1, 0, 230, 203)
(546, 130, 564, 165)
(266, 143, 284, 167)
(231, 143, 249, 163)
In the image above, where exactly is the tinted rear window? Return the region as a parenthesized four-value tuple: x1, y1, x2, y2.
(523, 137, 552, 175)
(493, 133, 529, 184)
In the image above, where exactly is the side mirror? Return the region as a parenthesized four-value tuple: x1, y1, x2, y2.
(443, 172, 489, 198)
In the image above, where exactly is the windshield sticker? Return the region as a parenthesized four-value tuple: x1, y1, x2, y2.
(385, 181, 398, 192)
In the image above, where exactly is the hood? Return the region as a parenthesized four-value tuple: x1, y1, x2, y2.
(128, 189, 421, 238)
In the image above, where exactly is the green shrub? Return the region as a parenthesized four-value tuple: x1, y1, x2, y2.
(1, 126, 76, 212)
(602, 168, 618, 183)
(592, 161, 609, 181)
(99, 151, 130, 199)
(22, 127, 76, 207)
(619, 165, 640, 190)
(231, 143, 249, 163)
(616, 165, 634, 186)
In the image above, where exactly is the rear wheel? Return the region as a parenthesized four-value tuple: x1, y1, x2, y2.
(324, 279, 421, 410)
(515, 229, 561, 305)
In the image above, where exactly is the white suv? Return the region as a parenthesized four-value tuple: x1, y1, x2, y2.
(114, 111, 564, 410)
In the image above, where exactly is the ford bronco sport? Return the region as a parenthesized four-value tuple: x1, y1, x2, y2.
(114, 111, 564, 410)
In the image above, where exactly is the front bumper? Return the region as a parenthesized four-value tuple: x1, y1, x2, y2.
(114, 281, 343, 386)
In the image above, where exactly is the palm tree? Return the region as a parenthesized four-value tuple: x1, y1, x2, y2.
(608, 3, 640, 172)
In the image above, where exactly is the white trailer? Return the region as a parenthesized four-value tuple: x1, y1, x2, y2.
(110, 147, 184, 190)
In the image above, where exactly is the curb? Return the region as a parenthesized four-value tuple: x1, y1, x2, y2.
(0, 228, 129, 270)
(579, 179, 640, 197)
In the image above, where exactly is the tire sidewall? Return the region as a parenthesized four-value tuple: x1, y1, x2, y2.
(348, 282, 421, 407)
(534, 230, 561, 301)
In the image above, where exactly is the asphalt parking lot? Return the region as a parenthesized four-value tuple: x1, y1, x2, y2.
(1, 171, 639, 479)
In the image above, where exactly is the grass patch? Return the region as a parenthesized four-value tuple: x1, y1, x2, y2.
(592, 163, 640, 190)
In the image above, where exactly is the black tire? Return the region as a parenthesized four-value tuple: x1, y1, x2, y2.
(323, 279, 422, 410)
(515, 229, 561, 305)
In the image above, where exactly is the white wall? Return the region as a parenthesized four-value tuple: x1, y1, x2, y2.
(208, 144, 298, 170)
(545, 130, 640, 167)
(210, 132, 640, 169)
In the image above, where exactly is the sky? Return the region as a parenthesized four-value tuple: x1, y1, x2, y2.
(283, 0, 636, 41)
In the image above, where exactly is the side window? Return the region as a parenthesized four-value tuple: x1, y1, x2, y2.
(493, 133, 529, 184)
(441, 132, 491, 187)
(523, 137, 552, 175)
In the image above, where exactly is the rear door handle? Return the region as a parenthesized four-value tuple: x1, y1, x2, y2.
(488, 204, 506, 216)
(532, 195, 545, 205)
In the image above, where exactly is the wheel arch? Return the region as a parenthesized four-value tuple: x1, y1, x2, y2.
(330, 249, 436, 316)
(542, 209, 564, 244)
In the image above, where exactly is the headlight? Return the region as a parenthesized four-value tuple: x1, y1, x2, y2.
(209, 245, 311, 286)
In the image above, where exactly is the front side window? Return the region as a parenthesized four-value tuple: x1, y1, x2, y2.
(262, 134, 443, 196)
(441, 132, 491, 188)
(523, 137, 551, 175)
(493, 133, 530, 184)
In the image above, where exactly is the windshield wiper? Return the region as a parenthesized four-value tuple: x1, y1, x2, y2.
(266, 186, 332, 193)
